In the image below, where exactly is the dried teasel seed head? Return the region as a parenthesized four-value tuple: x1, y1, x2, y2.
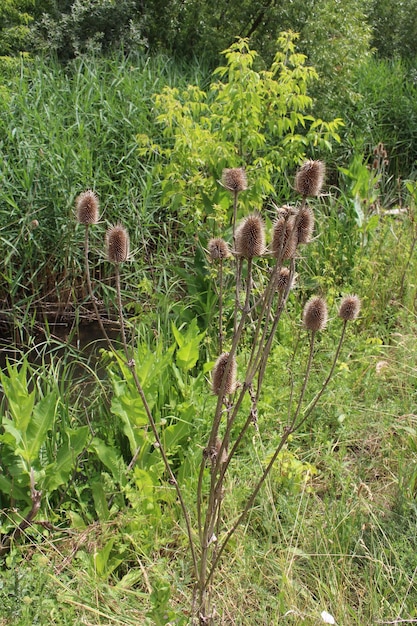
(297, 206, 315, 244)
(272, 216, 297, 259)
(105, 224, 130, 264)
(295, 160, 325, 197)
(76, 190, 100, 225)
(211, 352, 237, 396)
(338, 295, 361, 322)
(303, 296, 328, 332)
(235, 213, 265, 259)
(277, 267, 293, 292)
(221, 168, 248, 193)
(272, 217, 285, 255)
(208, 237, 230, 261)
(283, 217, 298, 259)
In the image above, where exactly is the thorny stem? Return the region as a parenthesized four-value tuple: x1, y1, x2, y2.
(113, 264, 199, 581)
(205, 327, 317, 588)
(253, 258, 296, 399)
(198, 257, 253, 618)
(206, 424, 293, 588)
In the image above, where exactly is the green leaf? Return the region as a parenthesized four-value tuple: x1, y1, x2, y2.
(43, 425, 89, 492)
(93, 538, 122, 578)
(25, 391, 58, 464)
(90, 437, 127, 487)
(91, 480, 109, 521)
(0, 360, 35, 434)
(171, 319, 205, 371)
(0, 474, 29, 502)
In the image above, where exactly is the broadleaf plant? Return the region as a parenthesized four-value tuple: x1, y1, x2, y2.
(137, 32, 343, 231)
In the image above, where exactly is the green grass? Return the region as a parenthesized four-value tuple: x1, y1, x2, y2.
(0, 52, 209, 329)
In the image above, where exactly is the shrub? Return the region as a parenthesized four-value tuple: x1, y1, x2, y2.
(137, 33, 343, 237)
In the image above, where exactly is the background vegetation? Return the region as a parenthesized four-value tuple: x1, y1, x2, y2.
(1, 1, 417, 624)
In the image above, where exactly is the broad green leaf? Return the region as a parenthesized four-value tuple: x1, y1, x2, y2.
(0, 360, 35, 433)
(91, 480, 109, 521)
(43, 425, 89, 492)
(1, 423, 23, 448)
(25, 392, 58, 464)
(111, 396, 148, 457)
(93, 538, 122, 578)
(0, 474, 30, 502)
(172, 319, 205, 371)
(161, 415, 191, 452)
(90, 437, 127, 486)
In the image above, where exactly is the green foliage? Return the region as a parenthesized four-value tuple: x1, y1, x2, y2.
(342, 56, 417, 178)
(0, 0, 34, 56)
(0, 358, 89, 527)
(300, 0, 372, 116)
(0, 52, 208, 316)
(33, 0, 145, 60)
(97, 322, 209, 513)
(138, 34, 343, 232)
(369, 0, 417, 60)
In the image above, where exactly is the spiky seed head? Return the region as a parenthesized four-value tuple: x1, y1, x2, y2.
(76, 190, 99, 225)
(303, 296, 328, 332)
(235, 214, 265, 259)
(297, 206, 315, 244)
(208, 237, 230, 261)
(276, 204, 295, 219)
(283, 217, 298, 259)
(105, 224, 130, 264)
(221, 168, 248, 193)
(277, 267, 292, 292)
(295, 160, 325, 197)
(211, 352, 237, 396)
(30, 219, 39, 229)
(272, 216, 285, 255)
(272, 216, 297, 259)
(338, 295, 361, 321)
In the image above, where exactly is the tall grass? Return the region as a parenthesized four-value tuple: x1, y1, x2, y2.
(0, 53, 209, 329)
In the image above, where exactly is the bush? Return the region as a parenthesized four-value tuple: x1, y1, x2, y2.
(137, 33, 343, 236)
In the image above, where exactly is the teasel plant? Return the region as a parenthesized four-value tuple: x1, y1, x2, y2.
(75, 160, 361, 626)
(195, 161, 361, 624)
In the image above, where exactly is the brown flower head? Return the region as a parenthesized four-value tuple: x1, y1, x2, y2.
(272, 216, 297, 260)
(212, 352, 237, 396)
(235, 214, 265, 259)
(338, 295, 361, 322)
(221, 168, 248, 193)
(297, 206, 315, 244)
(208, 237, 230, 261)
(76, 190, 100, 225)
(277, 267, 293, 292)
(295, 160, 325, 197)
(303, 296, 328, 332)
(105, 224, 130, 264)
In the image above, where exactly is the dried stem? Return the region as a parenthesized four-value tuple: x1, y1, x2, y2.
(113, 263, 199, 582)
